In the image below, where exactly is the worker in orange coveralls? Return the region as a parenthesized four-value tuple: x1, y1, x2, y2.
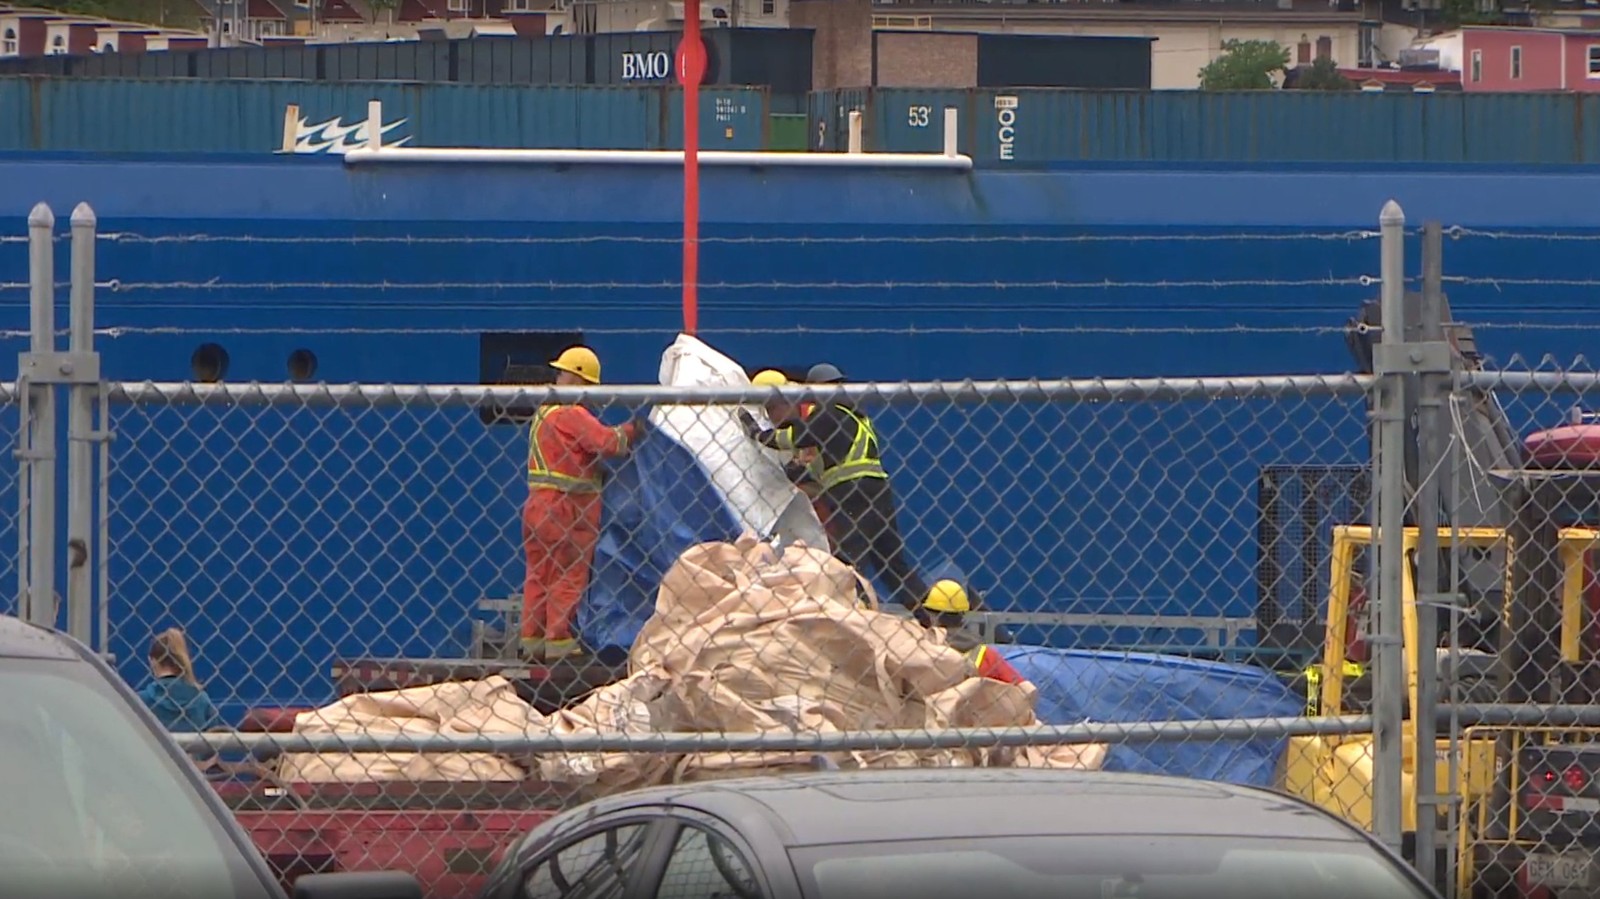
(917, 580, 1029, 686)
(521, 346, 645, 663)
(751, 369, 837, 545)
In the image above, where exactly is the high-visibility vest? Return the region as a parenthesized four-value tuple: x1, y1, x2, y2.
(817, 406, 888, 491)
(526, 405, 604, 494)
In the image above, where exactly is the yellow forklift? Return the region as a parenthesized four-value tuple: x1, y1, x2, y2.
(1279, 288, 1600, 897)
(1284, 515, 1600, 897)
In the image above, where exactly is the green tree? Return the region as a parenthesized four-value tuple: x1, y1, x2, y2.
(24, 0, 201, 28)
(1294, 56, 1356, 91)
(1198, 39, 1292, 90)
(367, 0, 398, 23)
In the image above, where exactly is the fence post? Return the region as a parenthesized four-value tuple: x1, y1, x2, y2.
(66, 203, 98, 647)
(21, 202, 56, 629)
(1372, 199, 1408, 854)
(1412, 220, 1449, 888)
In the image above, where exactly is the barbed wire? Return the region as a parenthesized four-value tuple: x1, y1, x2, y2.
(13, 225, 1600, 247)
(1446, 226, 1600, 241)
(0, 322, 1598, 341)
(85, 323, 1360, 338)
(1441, 275, 1600, 289)
(0, 276, 1379, 293)
(85, 230, 1386, 247)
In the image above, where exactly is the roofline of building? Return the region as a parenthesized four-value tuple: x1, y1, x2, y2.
(876, 27, 1159, 42)
(0, 4, 205, 34)
(1455, 23, 1600, 36)
(873, 4, 1370, 25)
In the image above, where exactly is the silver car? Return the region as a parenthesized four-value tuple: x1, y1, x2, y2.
(479, 767, 1442, 899)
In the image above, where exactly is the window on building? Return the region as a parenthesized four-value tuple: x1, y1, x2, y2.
(1511, 45, 1523, 79)
(48, 34, 66, 54)
(1297, 36, 1311, 64)
(505, 0, 532, 10)
(762, 0, 775, 14)
(1589, 44, 1600, 77)
(448, 0, 469, 12)
(2, 28, 17, 55)
(1470, 48, 1482, 83)
(1315, 35, 1332, 61)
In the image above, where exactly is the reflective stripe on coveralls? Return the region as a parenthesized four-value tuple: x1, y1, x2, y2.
(817, 407, 887, 490)
(967, 644, 1027, 686)
(526, 405, 628, 493)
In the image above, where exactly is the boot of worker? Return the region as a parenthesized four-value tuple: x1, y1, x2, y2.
(543, 637, 585, 662)
(519, 637, 545, 662)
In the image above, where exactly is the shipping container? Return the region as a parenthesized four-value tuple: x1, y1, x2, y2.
(807, 87, 1600, 165)
(0, 29, 812, 90)
(662, 87, 769, 151)
(589, 31, 686, 86)
(412, 84, 667, 149)
(0, 77, 769, 152)
(455, 34, 588, 85)
(869, 88, 974, 156)
(807, 87, 869, 152)
(321, 40, 453, 82)
(703, 27, 812, 95)
(976, 34, 1153, 90)
(768, 113, 807, 151)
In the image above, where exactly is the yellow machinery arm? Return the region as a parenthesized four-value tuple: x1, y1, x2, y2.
(1280, 524, 1598, 835)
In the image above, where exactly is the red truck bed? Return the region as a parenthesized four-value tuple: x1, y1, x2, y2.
(219, 656, 625, 895)
(217, 779, 571, 899)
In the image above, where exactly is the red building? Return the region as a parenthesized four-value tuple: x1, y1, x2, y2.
(1449, 26, 1600, 92)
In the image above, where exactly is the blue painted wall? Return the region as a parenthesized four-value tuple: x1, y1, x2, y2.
(1, 153, 1597, 715)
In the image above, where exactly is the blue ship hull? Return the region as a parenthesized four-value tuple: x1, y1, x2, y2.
(1, 153, 1596, 715)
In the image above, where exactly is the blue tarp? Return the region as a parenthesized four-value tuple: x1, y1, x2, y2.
(1004, 646, 1301, 787)
(576, 429, 745, 653)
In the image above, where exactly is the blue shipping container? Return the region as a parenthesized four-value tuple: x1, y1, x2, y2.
(809, 87, 1600, 166)
(0, 78, 770, 153)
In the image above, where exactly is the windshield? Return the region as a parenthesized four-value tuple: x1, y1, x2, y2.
(795, 834, 1435, 899)
(0, 657, 275, 899)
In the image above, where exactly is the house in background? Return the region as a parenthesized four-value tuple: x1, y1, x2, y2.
(1419, 25, 1600, 91)
(1, 9, 53, 57)
(866, 0, 1388, 89)
(2, 4, 207, 57)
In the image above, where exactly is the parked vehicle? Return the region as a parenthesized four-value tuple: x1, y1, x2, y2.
(0, 613, 421, 899)
(475, 768, 1441, 899)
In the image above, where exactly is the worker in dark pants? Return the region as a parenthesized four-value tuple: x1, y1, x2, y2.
(740, 361, 928, 611)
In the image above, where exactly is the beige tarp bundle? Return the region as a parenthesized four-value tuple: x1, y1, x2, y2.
(278, 535, 1106, 789)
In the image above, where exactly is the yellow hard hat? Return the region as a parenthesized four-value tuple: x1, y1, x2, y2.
(752, 370, 788, 387)
(550, 346, 601, 384)
(923, 579, 970, 615)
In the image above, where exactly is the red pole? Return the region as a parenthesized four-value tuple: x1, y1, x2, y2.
(678, 0, 705, 337)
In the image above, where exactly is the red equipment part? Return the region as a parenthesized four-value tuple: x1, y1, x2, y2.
(216, 774, 566, 897)
(235, 804, 554, 899)
(1524, 424, 1600, 468)
(1345, 583, 1371, 664)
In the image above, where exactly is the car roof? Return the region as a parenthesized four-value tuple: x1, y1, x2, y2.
(0, 615, 81, 661)
(586, 768, 1367, 846)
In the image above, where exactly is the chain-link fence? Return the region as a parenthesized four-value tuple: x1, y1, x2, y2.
(8, 199, 1484, 898)
(1438, 362, 1600, 899)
